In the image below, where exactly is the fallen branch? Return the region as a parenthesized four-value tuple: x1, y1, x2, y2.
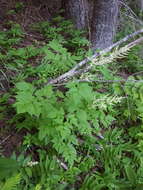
(48, 29, 143, 84)
(119, 0, 143, 24)
(52, 79, 143, 87)
(0, 135, 11, 145)
(82, 36, 143, 74)
(76, 79, 143, 83)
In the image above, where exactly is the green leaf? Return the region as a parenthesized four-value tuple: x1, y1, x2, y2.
(16, 82, 34, 92)
(78, 83, 93, 101)
(0, 157, 20, 179)
(2, 173, 21, 190)
(77, 110, 91, 134)
(35, 85, 53, 98)
(25, 167, 33, 178)
(125, 165, 137, 185)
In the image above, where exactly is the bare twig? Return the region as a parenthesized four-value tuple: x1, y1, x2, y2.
(0, 135, 11, 145)
(75, 79, 143, 83)
(48, 31, 143, 84)
(119, 0, 140, 19)
(82, 36, 143, 73)
(121, 12, 143, 26)
(51, 79, 143, 87)
(131, 71, 143, 76)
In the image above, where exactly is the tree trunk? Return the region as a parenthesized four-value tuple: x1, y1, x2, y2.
(63, 0, 119, 50)
(91, 0, 119, 49)
(137, 0, 143, 11)
(62, 0, 89, 29)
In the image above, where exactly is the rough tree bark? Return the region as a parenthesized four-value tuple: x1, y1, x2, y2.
(39, 0, 119, 49)
(62, 0, 119, 50)
(137, 0, 143, 11)
(62, 0, 89, 29)
(91, 0, 119, 49)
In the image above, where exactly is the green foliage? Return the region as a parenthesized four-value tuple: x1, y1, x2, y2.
(116, 45, 143, 73)
(19, 151, 63, 189)
(0, 17, 89, 86)
(34, 184, 42, 190)
(0, 23, 23, 48)
(0, 174, 21, 190)
(1, 9, 143, 190)
(36, 40, 80, 81)
(33, 16, 90, 53)
(0, 157, 20, 179)
(12, 74, 143, 189)
(13, 81, 118, 167)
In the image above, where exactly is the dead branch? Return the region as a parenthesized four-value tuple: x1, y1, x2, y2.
(52, 79, 143, 87)
(48, 29, 143, 85)
(81, 36, 143, 74)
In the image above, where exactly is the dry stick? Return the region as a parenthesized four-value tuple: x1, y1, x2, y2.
(52, 79, 143, 87)
(81, 36, 143, 73)
(0, 135, 11, 145)
(48, 29, 143, 85)
(73, 79, 143, 84)
(119, 1, 143, 26)
(122, 12, 143, 26)
(119, 0, 140, 19)
(119, 0, 143, 26)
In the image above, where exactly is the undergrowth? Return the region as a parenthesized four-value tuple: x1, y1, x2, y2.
(0, 8, 143, 190)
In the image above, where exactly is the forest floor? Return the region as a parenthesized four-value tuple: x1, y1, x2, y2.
(1, 1, 143, 190)
(0, 0, 51, 156)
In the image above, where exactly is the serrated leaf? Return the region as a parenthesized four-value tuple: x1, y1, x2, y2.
(78, 83, 93, 101)
(16, 82, 34, 92)
(36, 86, 53, 98)
(77, 110, 91, 134)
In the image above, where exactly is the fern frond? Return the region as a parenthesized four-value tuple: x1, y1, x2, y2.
(2, 174, 21, 190)
(91, 44, 132, 66)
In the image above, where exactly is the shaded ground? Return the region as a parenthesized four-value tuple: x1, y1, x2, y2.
(0, 130, 24, 157)
(0, 0, 58, 157)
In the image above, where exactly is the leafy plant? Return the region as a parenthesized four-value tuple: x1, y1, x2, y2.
(1, 6, 143, 190)
(0, 174, 21, 190)
(13, 81, 119, 167)
(36, 40, 80, 81)
(0, 157, 20, 180)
